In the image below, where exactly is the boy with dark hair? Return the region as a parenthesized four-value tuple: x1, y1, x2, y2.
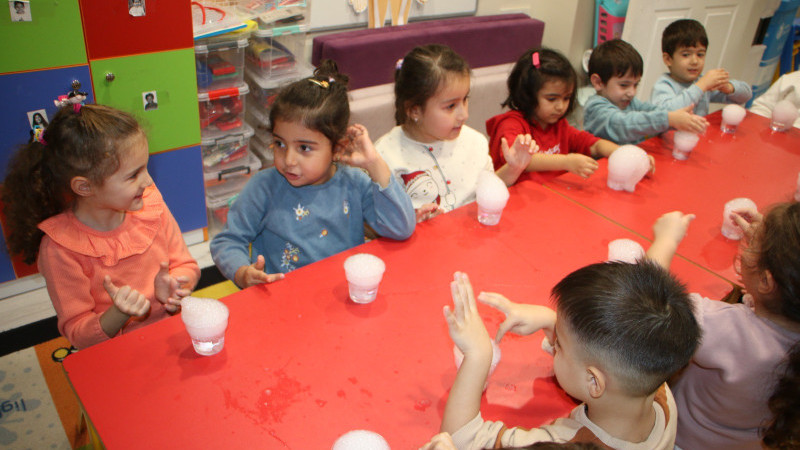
(440, 263, 700, 449)
(583, 39, 707, 145)
(651, 19, 751, 116)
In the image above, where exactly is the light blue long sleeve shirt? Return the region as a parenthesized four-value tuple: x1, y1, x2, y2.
(650, 73, 752, 116)
(210, 165, 415, 281)
(583, 95, 669, 145)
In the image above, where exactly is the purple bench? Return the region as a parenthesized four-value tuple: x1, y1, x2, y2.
(312, 14, 545, 90)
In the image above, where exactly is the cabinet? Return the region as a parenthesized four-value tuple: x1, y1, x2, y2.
(0, 2, 205, 294)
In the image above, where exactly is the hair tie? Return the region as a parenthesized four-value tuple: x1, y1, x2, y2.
(308, 78, 330, 89)
(532, 52, 541, 69)
(395, 58, 403, 70)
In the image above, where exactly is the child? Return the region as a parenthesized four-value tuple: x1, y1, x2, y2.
(486, 48, 622, 184)
(584, 39, 708, 145)
(646, 205, 800, 449)
(210, 61, 415, 288)
(750, 71, 800, 128)
(1, 104, 199, 349)
(374, 44, 495, 222)
(440, 264, 699, 448)
(651, 19, 752, 116)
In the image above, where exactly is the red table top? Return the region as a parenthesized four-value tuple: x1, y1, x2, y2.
(545, 111, 800, 284)
(63, 182, 731, 449)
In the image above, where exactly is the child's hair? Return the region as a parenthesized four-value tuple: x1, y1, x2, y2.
(268, 59, 350, 146)
(754, 201, 800, 448)
(502, 48, 577, 121)
(661, 19, 708, 56)
(588, 39, 643, 85)
(552, 259, 700, 396)
(393, 44, 470, 126)
(2, 104, 142, 264)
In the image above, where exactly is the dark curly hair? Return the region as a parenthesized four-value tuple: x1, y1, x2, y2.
(502, 48, 577, 121)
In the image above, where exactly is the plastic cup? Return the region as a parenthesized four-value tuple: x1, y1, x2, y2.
(181, 296, 229, 356)
(770, 100, 798, 132)
(720, 104, 746, 134)
(343, 253, 386, 304)
(475, 172, 509, 226)
(721, 198, 757, 240)
(454, 340, 501, 390)
(672, 131, 699, 160)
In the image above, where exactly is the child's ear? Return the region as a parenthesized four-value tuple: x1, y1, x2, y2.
(758, 269, 777, 296)
(662, 52, 673, 68)
(586, 366, 606, 399)
(407, 103, 422, 124)
(589, 74, 605, 92)
(70, 176, 93, 198)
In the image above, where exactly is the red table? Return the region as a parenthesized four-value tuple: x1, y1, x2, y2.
(545, 111, 800, 284)
(63, 182, 731, 449)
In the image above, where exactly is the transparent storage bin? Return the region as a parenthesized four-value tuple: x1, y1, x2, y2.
(201, 123, 255, 171)
(245, 102, 272, 143)
(198, 84, 249, 138)
(246, 25, 308, 78)
(204, 148, 261, 188)
(238, 0, 308, 29)
(245, 62, 312, 110)
(250, 133, 275, 168)
(205, 175, 251, 237)
(195, 37, 248, 92)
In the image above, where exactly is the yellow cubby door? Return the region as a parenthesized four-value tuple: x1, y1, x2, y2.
(89, 49, 200, 154)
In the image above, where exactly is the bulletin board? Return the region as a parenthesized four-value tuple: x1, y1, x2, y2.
(309, 0, 477, 31)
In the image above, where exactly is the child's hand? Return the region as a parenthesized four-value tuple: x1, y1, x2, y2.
(103, 276, 150, 317)
(565, 153, 599, 178)
(501, 134, 536, 171)
(646, 154, 656, 177)
(730, 207, 763, 242)
(478, 292, 556, 342)
(668, 104, 709, 133)
(419, 432, 457, 450)
(234, 255, 285, 289)
(652, 211, 696, 246)
(154, 261, 191, 313)
(696, 68, 729, 92)
(443, 272, 493, 360)
(415, 203, 445, 223)
(335, 124, 380, 169)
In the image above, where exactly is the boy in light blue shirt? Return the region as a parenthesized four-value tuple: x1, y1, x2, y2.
(584, 39, 708, 145)
(651, 19, 751, 116)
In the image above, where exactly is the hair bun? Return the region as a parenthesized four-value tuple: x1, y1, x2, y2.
(314, 59, 350, 88)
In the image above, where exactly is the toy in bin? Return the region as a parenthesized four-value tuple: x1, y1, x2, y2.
(197, 56, 237, 89)
(247, 39, 295, 71)
(198, 85, 249, 132)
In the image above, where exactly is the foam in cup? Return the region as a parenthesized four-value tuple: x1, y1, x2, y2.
(771, 100, 798, 132)
(721, 104, 746, 133)
(721, 197, 757, 240)
(672, 131, 699, 160)
(344, 253, 386, 303)
(607, 145, 650, 192)
(181, 296, 229, 356)
(476, 172, 510, 226)
(607, 238, 645, 263)
(332, 430, 390, 450)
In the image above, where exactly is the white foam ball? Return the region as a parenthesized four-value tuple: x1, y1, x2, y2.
(344, 253, 386, 286)
(722, 104, 746, 125)
(607, 145, 650, 192)
(476, 171, 509, 211)
(332, 430, 390, 450)
(607, 239, 645, 263)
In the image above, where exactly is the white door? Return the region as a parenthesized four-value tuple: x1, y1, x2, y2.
(621, 0, 763, 101)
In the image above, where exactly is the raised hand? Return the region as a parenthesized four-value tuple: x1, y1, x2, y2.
(443, 272, 492, 358)
(730, 207, 763, 243)
(154, 261, 191, 312)
(669, 104, 709, 133)
(234, 255, 285, 288)
(652, 211, 696, 245)
(566, 153, 599, 178)
(477, 292, 556, 343)
(501, 134, 536, 171)
(335, 124, 379, 169)
(697, 68, 729, 92)
(103, 276, 150, 317)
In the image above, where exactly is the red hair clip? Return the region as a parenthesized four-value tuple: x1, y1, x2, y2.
(532, 52, 540, 69)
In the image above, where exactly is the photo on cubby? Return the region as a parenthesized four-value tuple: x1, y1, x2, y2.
(9, 0, 31, 22)
(26, 109, 48, 130)
(142, 91, 158, 111)
(128, 0, 145, 17)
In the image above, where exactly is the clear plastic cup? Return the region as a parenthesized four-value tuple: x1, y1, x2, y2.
(672, 131, 699, 160)
(770, 100, 798, 132)
(475, 172, 509, 226)
(721, 198, 757, 240)
(720, 104, 746, 134)
(343, 253, 386, 304)
(181, 297, 229, 356)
